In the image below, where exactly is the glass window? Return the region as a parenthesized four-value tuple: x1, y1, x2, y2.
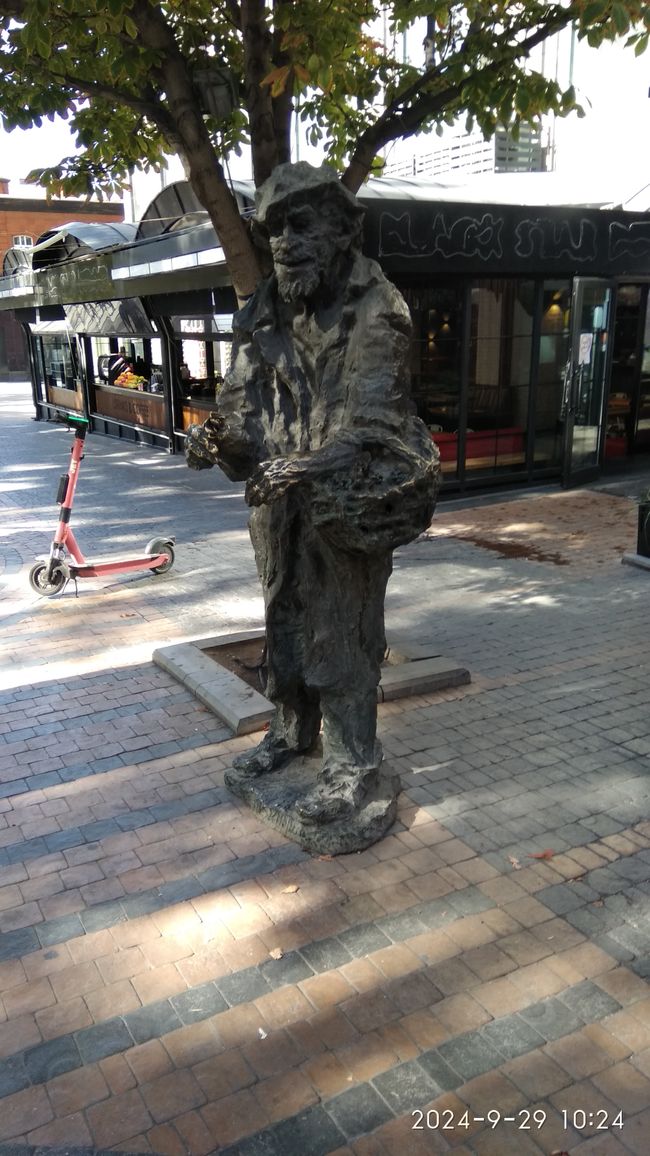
(40, 333, 78, 390)
(467, 279, 534, 476)
(534, 280, 572, 470)
(401, 284, 464, 478)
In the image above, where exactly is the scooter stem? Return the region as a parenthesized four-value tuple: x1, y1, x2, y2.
(54, 426, 87, 549)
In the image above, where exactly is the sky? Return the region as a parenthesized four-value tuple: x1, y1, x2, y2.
(0, 117, 77, 185)
(1, 24, 648, 206)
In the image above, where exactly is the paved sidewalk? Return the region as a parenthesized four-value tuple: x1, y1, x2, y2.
(0, 383, 649, 1156)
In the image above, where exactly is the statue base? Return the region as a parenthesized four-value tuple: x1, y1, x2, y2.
(224, 755, 400, 855)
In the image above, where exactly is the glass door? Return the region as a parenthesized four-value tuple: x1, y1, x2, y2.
(562, 278, 613, 487)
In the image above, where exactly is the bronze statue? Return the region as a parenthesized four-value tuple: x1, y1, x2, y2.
(186, 162, 439, 849)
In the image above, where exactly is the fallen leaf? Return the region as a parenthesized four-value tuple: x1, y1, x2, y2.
(528, 849, 556, 860)
(508, 855, 522, 870)
(317, 854, 334, 861)
(269, 947, 283, 960)
(281, 884, 299, 894)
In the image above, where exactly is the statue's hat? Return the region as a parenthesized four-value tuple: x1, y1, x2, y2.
(255, 162, 363, 225)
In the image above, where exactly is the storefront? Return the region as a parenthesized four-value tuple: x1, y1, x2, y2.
(1, 178, 649, 492)
(361, 186, 650, 489)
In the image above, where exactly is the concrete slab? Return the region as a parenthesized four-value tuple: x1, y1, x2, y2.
(378, 655, 471, 701)
(154, 631, 470, 736)
(153, 635, 272, 735)
(622, 551, 650, 571)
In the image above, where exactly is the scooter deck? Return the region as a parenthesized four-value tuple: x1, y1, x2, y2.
(70, 553, 166, 567)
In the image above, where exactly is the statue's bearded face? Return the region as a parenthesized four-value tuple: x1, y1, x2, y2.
(267, 200, 344, 304)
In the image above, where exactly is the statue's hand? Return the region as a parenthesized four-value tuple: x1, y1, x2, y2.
(245, 457, 307, 506)
(185, 412, 226, 471)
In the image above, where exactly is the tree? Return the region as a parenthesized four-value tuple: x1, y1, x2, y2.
(0, 1, 647, 300)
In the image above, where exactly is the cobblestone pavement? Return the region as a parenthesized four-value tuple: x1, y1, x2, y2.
(0, 383, 649, 1156)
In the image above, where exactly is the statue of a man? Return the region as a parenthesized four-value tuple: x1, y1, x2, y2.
(186, 162, 439, 830)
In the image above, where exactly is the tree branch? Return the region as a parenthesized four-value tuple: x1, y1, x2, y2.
(49, 70, 177, 136)
(342, 6, 577, 191)
(224, 0, 242, 29)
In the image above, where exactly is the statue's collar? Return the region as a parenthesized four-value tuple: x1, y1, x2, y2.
(236, 253, 375, 335)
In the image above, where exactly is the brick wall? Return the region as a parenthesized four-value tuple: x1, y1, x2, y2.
(0, 196, 124, 377)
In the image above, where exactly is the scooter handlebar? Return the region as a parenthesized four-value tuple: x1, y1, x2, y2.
(54, 410, 89, 433)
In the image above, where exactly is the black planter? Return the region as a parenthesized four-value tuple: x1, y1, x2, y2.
(638, 502, 650, 558)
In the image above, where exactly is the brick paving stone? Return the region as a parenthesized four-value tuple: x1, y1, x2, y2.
(340, 989, 401, 1034)
(162, 1021, 222, 1071)
(26, 1109, 94, 1148)
(84, 977, 142, 1022)
(0, 1055, 28, 1098)
(123, 998, 183, 1044)
(48, 1063, 110, 1116)
(591, 1060, 650, 1115)
(594, 965, 649, 1006)
(549, 1078, 620, 1137)
(0, 1012, 41, 1058)
(337, 1032, 401, 1083)
(254, 986, 315, 1032)
(172, 1108, 219, 1156)
(141, 1068, 206, 1123)
(200, 1088, 270, 1147)
(557, 978, 622, 1022)
(76, 1016, 134, 1063)
(0, 1085, 54, 1142)
(371, 1057, 440, 1115)
(253, 1069, 319, 1122)
(87, 1086, 154, 1148)
(35, 994, 93, 1039)
(326, 1082, 395, 1140)
(437, 1033, 505, 1082)
(300, 970, 356, 1010)
(545, 1027, 629, 1080)
(23, 1033, 82, 1083)
(193, 1048, 256, 1099)
(501, 1051, 573, 1099)
(481, 1014, 546, 1060)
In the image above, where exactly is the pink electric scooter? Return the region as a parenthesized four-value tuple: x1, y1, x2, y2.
(29, 410, 175, 597)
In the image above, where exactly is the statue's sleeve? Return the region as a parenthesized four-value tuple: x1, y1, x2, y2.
(213, 326, 270, 482)
(341, 281, 413, 440)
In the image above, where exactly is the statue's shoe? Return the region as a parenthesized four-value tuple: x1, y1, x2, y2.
(232, 737, 296, 776)
(296, 767, 376, 825)
(295, 788, 356, 824)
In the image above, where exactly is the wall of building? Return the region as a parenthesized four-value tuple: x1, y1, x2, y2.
(0, 195, 124, 378)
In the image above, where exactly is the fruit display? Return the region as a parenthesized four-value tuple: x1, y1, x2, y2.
(115, 370, 147, 389)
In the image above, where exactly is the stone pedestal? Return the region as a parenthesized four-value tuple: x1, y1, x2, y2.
(225, 756, 401, 855)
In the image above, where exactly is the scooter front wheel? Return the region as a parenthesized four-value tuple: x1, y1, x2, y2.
(146, 538, 175, 575)
(29, 562, 67, 597)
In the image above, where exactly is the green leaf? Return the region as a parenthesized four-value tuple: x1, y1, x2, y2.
(612, 3, 631, 34)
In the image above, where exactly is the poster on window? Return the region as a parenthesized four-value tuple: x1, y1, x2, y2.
(578, 332, 593, 366)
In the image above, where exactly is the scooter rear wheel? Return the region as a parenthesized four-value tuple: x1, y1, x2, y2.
(29, 562, 67, 597)
(146, 539, 175, 575)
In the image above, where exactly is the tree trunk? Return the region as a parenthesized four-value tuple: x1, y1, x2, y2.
(132, 0, 261, 303)
(241, 0, 279, 186)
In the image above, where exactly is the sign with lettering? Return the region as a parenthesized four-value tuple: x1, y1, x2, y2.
(361, 200, 650, 277)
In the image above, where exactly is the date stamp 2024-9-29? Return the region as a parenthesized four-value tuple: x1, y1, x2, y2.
(411, 1106, 625, 1134)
